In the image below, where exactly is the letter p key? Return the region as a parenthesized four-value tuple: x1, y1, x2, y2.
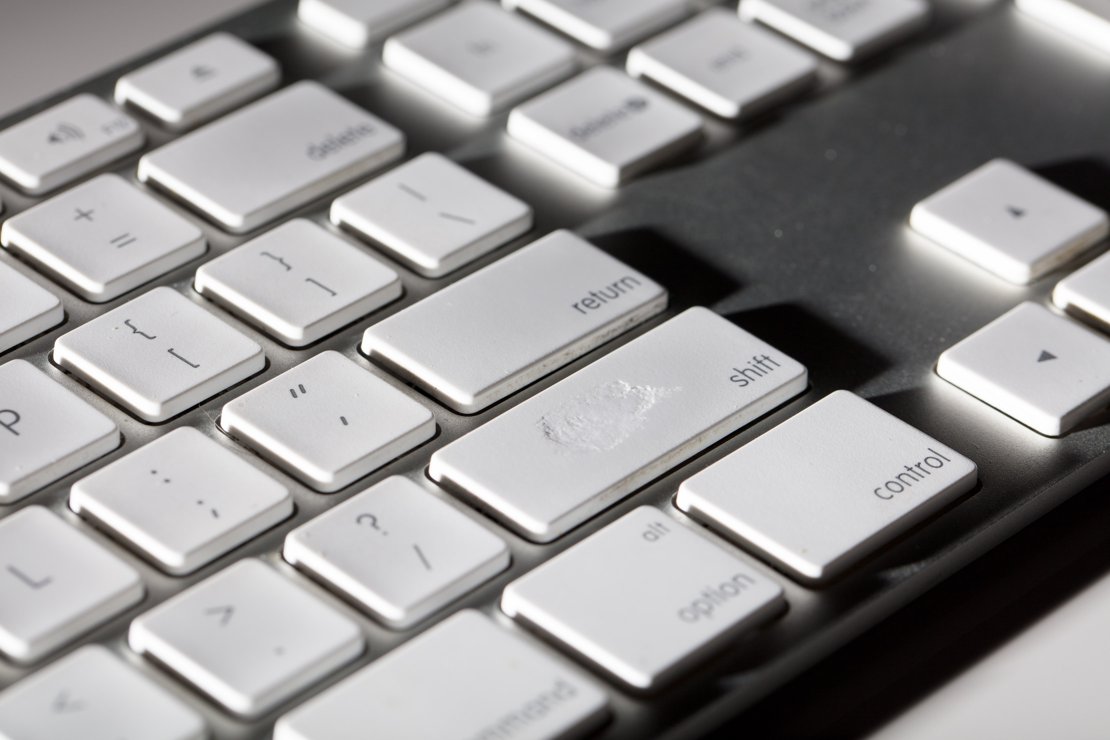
(0, 409, 20, 436)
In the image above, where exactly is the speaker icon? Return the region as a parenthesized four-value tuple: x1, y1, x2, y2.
(46, 122, 84, 145)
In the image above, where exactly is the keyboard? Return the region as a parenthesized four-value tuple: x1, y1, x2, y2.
(2, 0, 1110, 737)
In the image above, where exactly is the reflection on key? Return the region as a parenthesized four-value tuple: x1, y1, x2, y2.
(285, 476, 509, 628)
(677, 391, 979, 583)
(275, 610, 609, 740)
(0, 95, 143, 194)
(508, 67, 703, 188)
(361, 230, 666, 413)
(115, 33, 280, 131)
(332, 153, 533, 277)
(429, 307, 808, 542)
(221, 351, 435, 492)
(503, 507, 785, 691)
(71, 427, 293, 575)
(1, 173, 206, 302)
(1054, 250, 1110, 332)
(0, 646, 206, 740)
(138, 81, 405, 233)
(0, 360, 119, 504)
(53, 287, 264, 423)
(0, 507, 143, 663)
(298, 0, 451, 48)
(129, 559, 364, 717)
(0, 261, 63, 355)
(195, 219, 401, 346)
(937, 302, 1110, 436)
(739, 0, 929, 62)
(504, 0, 691, 52)
(383, 2, 577, 116)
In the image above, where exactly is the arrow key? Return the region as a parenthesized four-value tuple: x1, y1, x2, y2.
(937, 302, 1110, 435)
(129, 559, 364, 717)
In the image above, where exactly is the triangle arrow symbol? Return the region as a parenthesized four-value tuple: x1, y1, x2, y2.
(1037, 350, 1057, 363)
(1007, 205, 1026, 218)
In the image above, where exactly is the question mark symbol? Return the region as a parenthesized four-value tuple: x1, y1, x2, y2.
(356, 513, 387, 535)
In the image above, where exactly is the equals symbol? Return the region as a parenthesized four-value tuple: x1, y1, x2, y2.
(290, 384, 307, 399)
(109, 233, 137, 248)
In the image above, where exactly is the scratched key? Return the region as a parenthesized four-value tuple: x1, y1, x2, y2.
(0, 507, 143, 663)
(53, 287, 265, 423)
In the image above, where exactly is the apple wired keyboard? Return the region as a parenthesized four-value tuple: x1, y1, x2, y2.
(2, 0, 1110, 738)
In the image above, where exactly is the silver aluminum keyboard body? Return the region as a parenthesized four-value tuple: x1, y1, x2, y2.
(2, 0, 1109, 737)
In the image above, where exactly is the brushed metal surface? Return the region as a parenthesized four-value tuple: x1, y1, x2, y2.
(1, 0, 1108, 737)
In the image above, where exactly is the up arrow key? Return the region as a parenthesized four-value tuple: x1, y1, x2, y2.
(1038, 350, 1057, 363)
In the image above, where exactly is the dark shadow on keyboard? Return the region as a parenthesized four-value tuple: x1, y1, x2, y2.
(1033, 157, 1110, 214)
(588, 229, 741, 309)
(722, 304, 891, 389)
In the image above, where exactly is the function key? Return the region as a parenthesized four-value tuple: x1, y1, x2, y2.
(297, 0, 450, 48)
(1, 173, 206, 303)
(911, 159, 1109, 285)
(937, 302, 1110, 436)
(0, 95, 143, 195)
(115, 33, 280, 131)
(383, 2, 577, 116)
(739, 0, 929, 62)
(627, 9, 817, 120)
(507, 66, 703, 188)
(504, 0, 691, 52)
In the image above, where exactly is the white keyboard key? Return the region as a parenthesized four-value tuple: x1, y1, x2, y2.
(0, 645, 205, 740)
(383, 3, 577, 116)
(910, 159, 1109, 285)
(195, 219, 401, 346)
(285, 476, 509, 628)
(0, 507, 143, 663)
(430, 307, 808, 542)
(740, 0, 929, 62)
(221, 351, 435, 492)
(53, 287, 264, 423)
(504, 0, 690, 52)
(275, 610, 609, 740)
(502, 507, 785, 691)
(937, 302, 1110, 436)
(1054, 250, 1110, 331)
(129, 559, 363, 717)
(1, 174, 206, 302)
(361, 230, 666, 413)
(0, 360, 119, 504)
(0, 95, 143, 195)
(0, 262, 63, 354)
(298, 0, 450, 48)
(508, 67, 703, 188)
(138, 81, 405, 233)
(1016, 0, 1110, 55)
(71, 428, 293, 575)
(677, 391, 979, 583)
(332, 153, 532, 277)
(115, 33, 280, 131)
(626, 9, 817, 120)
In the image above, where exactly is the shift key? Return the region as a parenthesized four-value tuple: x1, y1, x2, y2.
(429, 307, 808, 542)
(138, 81, 404, 233)
(361, 230, 667, 413)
